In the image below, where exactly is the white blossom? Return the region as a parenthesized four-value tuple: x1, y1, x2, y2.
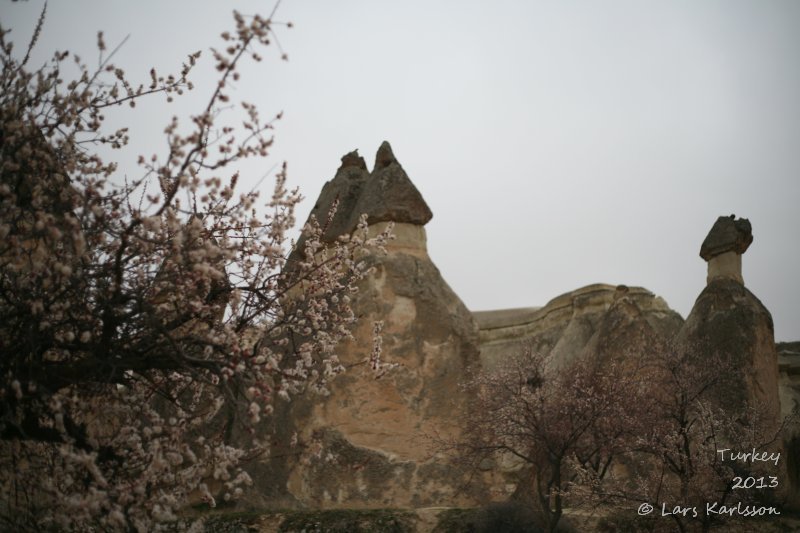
(0, 5, 389, 531)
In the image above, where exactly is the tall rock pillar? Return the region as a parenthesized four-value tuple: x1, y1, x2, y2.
(679, 214, 781, 431)
(273, 142, 484, 509)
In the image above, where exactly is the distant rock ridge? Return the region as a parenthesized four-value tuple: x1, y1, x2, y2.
(778, 341, 800, 373)
(475, 284, 680, 338)
(475, 283, 684, 370)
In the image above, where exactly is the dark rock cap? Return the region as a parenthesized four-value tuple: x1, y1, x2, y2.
(307, 153, 370, 243)
(354, 141, 433, 227)
(297, 141, 432, 250)
(285, 150, 370, 271)
(699, 215, 753, 261)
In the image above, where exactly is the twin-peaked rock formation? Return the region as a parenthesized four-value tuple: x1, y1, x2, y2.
(292, 142, 431, 253)
(256, 143, 791, 509)
(263, 142, 484, 508)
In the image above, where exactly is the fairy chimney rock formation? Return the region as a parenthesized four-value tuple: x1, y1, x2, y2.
(306, 142, 431, 242)
(680, 215, 780, 421)
(287, 142, 433, 272)
(700, 214, 753, 285)
(271, 142, 483, 509)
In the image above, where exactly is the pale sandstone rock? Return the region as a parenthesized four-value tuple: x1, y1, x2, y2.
(368, 221, 428, 259)
(280, 226, 484, 508)
(474, 283, 683, 371)
(707, 250, 744, 285)
(266, 144, 484, 509)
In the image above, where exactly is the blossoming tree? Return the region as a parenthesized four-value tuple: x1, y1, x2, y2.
(448, 345, 790, 533)
(0, 6, 389, 531)
(617, 348, 788, 533)
(436, 348, 645, 533)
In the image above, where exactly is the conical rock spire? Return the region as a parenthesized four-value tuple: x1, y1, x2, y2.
(298, 141, 432, 250)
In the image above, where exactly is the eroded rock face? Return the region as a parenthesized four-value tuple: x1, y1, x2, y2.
(683, 214, 780, 416)
(474, 284, 684, 371)
(677, 279, 780, 414)
(675, 278, 789, 504)
(285, 231, 483, 507)
(271, 144, 483, 509)
(677, 215, 787, 501)
(297, 150, 371, 247)
(681, 216, 780, 420)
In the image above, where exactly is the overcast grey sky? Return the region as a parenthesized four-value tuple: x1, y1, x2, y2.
(5, 1, 799, 340)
